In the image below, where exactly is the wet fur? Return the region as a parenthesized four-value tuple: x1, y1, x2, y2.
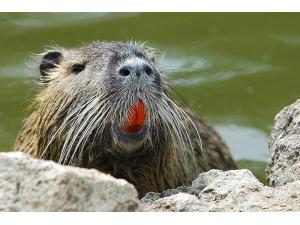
(15, 41, 236, 197)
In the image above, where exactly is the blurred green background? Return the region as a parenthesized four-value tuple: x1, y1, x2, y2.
(1, 13, 300, 183)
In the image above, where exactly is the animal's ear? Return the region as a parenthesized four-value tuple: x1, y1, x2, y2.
(39, 51, 62, 77)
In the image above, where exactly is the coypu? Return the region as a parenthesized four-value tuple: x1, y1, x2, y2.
(15, 41, 236, 197)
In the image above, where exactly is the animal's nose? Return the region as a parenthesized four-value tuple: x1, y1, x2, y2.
(118, 61, 154, 78)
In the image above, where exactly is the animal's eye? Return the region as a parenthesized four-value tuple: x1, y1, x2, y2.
(71, 64, 85, 74)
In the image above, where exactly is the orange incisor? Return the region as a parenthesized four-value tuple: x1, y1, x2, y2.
(123, 98, 146, 133)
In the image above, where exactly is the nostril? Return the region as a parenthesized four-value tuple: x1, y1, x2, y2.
(119, 67, 131, 76)
(144, 65, 153, 76)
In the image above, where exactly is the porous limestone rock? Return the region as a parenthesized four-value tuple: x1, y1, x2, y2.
(142, 169, 300, 212)
(267, 99, 300, 186)
(0, 152, 139, 211)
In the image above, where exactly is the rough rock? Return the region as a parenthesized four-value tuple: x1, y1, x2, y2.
(0, 152, 139, 211)
(267, 99, 300, 186)
(142, 169, 300, 212)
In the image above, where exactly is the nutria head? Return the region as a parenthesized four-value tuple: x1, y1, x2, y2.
(26, 41, 201, 166)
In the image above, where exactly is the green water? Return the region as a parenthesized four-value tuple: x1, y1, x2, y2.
(2, 13, 300, 183)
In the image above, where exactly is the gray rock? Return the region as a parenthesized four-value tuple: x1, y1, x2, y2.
(191, 169, 225, 193)
(267, 99, 300, 186)
(143, 193, 211, 212)
(141, 192, 161, 207)
(0, 152, 139, 211)
(142, 169, 300, 211)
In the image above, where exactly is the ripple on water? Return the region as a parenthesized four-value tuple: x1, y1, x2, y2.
(272, 35, 300, 46)
(0, 13, 140, 29)
(159, 52, 275, 87)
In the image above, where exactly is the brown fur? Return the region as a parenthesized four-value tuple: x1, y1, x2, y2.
(15, 41, 236, 197)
